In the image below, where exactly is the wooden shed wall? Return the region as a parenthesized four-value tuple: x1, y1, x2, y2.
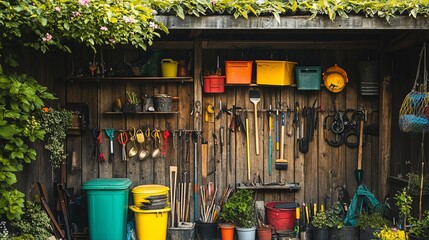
(13, 36, 428, 220)
(58, 42, 382, 211)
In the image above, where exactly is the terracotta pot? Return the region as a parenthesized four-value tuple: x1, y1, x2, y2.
(218, 222, 235, 240)
(257, 227, 272, 240)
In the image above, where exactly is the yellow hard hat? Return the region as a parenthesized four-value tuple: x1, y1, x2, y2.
(323, 64, 348, 93)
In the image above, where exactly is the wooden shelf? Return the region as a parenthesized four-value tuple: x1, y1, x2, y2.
(67, 76, 193, 83)
(104, 111, 178, 115)
(236, 183, 300, 191)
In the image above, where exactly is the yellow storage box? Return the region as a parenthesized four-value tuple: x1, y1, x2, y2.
(256, 60, 297, 86)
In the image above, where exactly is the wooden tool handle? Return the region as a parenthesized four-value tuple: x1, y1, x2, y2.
(254, 104, 259, 155)
(357, 120, 364, 170)
(202, 143, 208, 182)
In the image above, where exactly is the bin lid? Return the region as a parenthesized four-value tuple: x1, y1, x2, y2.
(132, 184, 169, 194)
(82, 178, 132, 190)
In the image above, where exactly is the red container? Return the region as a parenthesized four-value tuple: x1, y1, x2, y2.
(265, 202, 297, 231)
(225, 61, 253, 84)
(203, 75, 225, 93)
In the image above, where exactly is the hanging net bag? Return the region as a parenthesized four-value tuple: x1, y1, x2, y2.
(399, 43, 429, 133)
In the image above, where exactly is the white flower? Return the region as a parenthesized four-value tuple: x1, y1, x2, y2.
(256, 0, 265, 4)
(100, 26, 108, 31)
(55, 7, 61, 12)
(78, 0, 90, 7)
(149, 21, 157, 29)
(123, 16, 136, 24)
(42, 33, 52, 42)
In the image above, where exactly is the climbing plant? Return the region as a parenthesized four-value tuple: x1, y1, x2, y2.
(0, 71, 55, 220)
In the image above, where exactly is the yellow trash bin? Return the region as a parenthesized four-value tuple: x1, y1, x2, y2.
(132, 184, 169, 207)
(130, 205, 170, 240)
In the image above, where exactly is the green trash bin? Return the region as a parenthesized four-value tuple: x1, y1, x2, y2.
(82, 178, 132, 240)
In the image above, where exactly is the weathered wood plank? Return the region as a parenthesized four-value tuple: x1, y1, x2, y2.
(156, 15, 429, 30)
(379, 76, 392, 200)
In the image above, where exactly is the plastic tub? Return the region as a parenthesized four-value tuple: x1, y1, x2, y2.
(225, 61, 253, 84)
(82, 178, 132, 240)
(130, 205, 170, 240)
(203, 75, 225, 93)
(265, 202, 297, 231)
(295, 66, 322, 90)
(132, 184, 169, 207)
(256, 60, 297, 86)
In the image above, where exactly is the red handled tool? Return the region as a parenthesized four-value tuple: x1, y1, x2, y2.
(117, 131, 129, 161)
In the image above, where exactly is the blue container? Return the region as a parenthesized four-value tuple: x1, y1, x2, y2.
(82, 178, 132, 240)
(295, 66, 322, 90)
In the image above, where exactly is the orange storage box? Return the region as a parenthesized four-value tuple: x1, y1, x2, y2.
(225, 61, 253, 84)
(203, 75, 225, 93)
(256, 60, 297, 86)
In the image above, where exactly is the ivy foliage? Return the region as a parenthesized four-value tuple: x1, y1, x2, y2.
(0, 73, 55, 220)
(41, 108, 72, 168)
(0, 0, 428, 55)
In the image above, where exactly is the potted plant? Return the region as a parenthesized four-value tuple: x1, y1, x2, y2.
(312, 211, 329, 240)
(123, 91, 142, 112)
(327, 202, 359, 240)
(358, 211, 391, 240)
(220, 189, 256, 240)
(395, 188, 429, 240)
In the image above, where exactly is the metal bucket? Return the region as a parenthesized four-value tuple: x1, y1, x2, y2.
(154, 94, 172, 112)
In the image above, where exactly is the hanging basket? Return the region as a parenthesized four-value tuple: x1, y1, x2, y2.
(399, 43, 429, 133)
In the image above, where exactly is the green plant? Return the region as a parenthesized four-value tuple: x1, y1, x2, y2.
(1, 0, 429, 60)
(220, 189, 256, 228)
(0, 73, 55, 220)
(394, 188, 429, 238)
(394, 188, 413, 228)
(312, 211, 329, 228)
(357, 211, 390, 230)
(126, 91, 141, 105)
(407, 172, 429, 195)
(9, 201, 53, 239)
(325, 201, 345, 229)
(41, 107, 72, 168)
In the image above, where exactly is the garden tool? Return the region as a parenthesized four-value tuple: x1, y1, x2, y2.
(128, 127, 138, 158)
(94, 128, 105, 162)
(137, 129, 149, 160)
(276, 109, 279, 151)
(245, 109, 251, 180)
(249, 90, 261, 155)
(151, 129, 161, 158)
(275, 112, 288, 170)
(161, 130, 170, 157)
(205, 104, 215, 122)
(354, 120, 365, 185)
(104, 128, 115, 162)
(192, 131, 199, 221)
(268, 105, 273, 176)
(117, 130, 128, 161)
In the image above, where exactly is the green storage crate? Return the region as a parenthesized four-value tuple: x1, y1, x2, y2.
(295, 66, 322, 90)
(82, 178, 132, 240)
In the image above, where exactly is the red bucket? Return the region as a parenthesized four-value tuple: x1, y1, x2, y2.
(265, 202, 297, 231)
(203, 75, 225, 93)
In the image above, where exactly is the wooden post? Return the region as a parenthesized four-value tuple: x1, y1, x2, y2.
(379, 75, 392, 200)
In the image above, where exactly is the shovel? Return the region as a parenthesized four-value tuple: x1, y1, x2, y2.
(136, 129, 149, 160)
(128, 127, 138, 158)
(104, 128, 115, 162)
(354, 120, 364, 185)
(249, 90, 260, 155)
